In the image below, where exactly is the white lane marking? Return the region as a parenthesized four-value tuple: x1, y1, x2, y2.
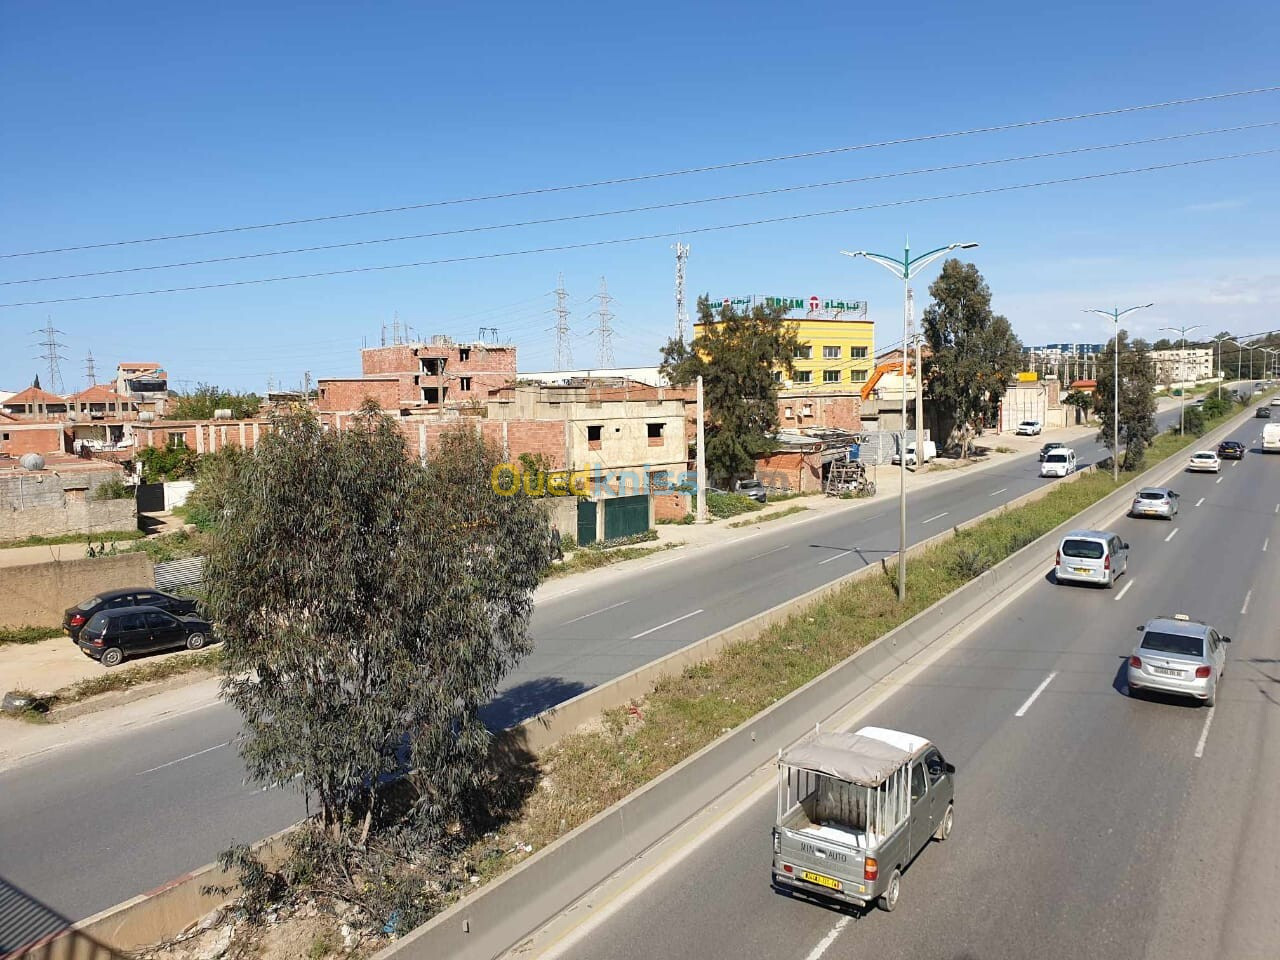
(630, 609, 704, 639)
(1242, 590, 1252, 615)
(1216, 476, 1223, 484)
(989, 487, 1008, 497)
(561, 600, 630, 626)
(1194, 706, 1216, 759)
(748, 544, 789, 561)
(817, 549, 853, 566)
(921, 512, 949, 524)
(1264, 538, 1270, 553)
(137, 741, 228, 776)
(1276, 503, 1279, 514)
(1195, 497, 1205, 507)
(803, 917, 852, 960)
(1015, 671, 1058, 717)
(1114, 580, 1134, 601)
(1165, 527, 1180, 543)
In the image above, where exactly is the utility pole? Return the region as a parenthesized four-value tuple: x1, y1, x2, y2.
(1085, 305, 1154, 480)
(595, 276, 615, 368)
(673, 242, 690, 343)
(553, 273, 573, 370)
(33, 317, 68, 395)
(695, 374, 708, 523)
(914, 301, 924, 460)
(84, 351, 97, 387)
(1160, 323, 1203, 437)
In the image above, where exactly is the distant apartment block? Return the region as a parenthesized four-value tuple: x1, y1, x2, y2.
(1148, 347, 1212, 384)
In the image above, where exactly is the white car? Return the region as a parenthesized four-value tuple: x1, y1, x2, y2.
(1015, 420, 1042, 436)
(891, 440, 938, 466)
(1040, 448, 1076, 478)
(1187, 450, 1220, 473)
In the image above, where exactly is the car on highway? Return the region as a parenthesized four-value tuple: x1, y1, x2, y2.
(1054, 530, 1128, 588)
(1038, 441, 1067, 461)
(772, 726, 954, 913)
(1217, 440, 1245, 460)
(75, 605, 215, 667)
(63, 588, 200, 642)
(1272, 396, 1280, 406)
(1015, 420, 1042, 436)
(1128, 614, 1229, 706)
(1257, 406, 1271, 418)
(1129, 486, 1179, 520)
(1187, 450, 1221, 473)
(1039, 447, 1076, 478)
(734, 478, 768, 503)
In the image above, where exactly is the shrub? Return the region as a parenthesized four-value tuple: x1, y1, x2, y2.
(93, 478, 133, 501)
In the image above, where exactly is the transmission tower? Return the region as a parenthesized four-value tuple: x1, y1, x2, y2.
(84, 351, 97, 387)
(673, 243, 690, 342)
(594, 276, 615, 369)
(33, 317, 68, 394)
(553, 273, 573, 370)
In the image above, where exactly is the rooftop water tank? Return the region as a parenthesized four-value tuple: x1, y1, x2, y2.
(19, 453, 45, 471)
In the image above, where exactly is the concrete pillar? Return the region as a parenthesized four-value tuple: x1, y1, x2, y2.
(239, 422, 246, 447)
(418, 422, 427, 463)
(195, 425, 205, 454)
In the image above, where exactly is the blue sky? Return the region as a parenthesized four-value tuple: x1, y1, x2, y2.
(2, 0, 1278, 393)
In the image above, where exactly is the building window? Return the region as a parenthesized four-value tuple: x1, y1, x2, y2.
(647, 422, 665, 447)
(1, 432, 8, 441)
(793, 345, 812, 360)
(459, 376, 472, 391)
(851, 369, 868, 382)
(851, 346, 868, 359)
(802, 404, 813, 416)
(459, 347, 471, 361)
(793, 371, 812, 384)
(167, 432, 187, 449)
(773, 370, 783, 383)
(823, 369, 841, 384)
(783, 407, 793, 419)
(822, 345, 841, 359)
(649, 470, 670, 491)
(587, 424, 603, 450)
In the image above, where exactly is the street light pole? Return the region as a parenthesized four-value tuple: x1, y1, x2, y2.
(842, 239, 979, 602)
(1084, 304, 1153, 481)
(1233, 340, 1255, 381)
(1210, 334, 1231, 397)
(1161, 324, 1204, 436)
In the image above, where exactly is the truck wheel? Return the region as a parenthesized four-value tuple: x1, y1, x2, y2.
(934, 804, 954, 841)
(101, 647, 124, 668)
(877, 869, 902, 912)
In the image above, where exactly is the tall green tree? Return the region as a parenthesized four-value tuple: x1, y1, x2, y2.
(1095, 330, 1158, 470)
(920, 259, 1023, 457)
(205, 404, 548, 847)
(659, 296, 800, 482)
(167, 382, 262, 420)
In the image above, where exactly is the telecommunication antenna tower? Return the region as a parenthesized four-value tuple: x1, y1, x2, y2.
(594, 276, 615, 368)
(553, 273, 573, 370)
(673, 243, 690, 342)
(33, 317, 68, 394)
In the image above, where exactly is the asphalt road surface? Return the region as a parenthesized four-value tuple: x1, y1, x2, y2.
(0, 399, 1237, 924)
(538, 413, 1280, 960)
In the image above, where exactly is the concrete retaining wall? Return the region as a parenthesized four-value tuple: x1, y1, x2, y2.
(0, 498, 136, 541)
(0, 553, 155, 628)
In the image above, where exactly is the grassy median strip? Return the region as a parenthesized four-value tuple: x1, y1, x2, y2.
(727, 504, 808, 528)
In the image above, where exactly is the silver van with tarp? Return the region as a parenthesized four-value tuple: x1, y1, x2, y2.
(771, 726, 955, 912)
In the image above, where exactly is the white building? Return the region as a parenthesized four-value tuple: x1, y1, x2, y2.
(1148, 347, 1212, 385)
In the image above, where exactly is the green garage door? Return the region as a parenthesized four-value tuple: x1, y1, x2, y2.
(577, 499, 598, 546)
(603, 494, 649, 540)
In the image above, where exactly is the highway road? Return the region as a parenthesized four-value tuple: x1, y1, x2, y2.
(0, 398, 1236, 924)
(531, 413, 1280, 960)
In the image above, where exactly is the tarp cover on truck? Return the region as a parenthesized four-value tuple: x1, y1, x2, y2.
(780, 730, 914, 787)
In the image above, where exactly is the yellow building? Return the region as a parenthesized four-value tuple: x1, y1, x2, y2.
(696, 295, 875, 390)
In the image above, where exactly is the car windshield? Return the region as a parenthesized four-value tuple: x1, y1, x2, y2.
(738, 480, 762, 489)
(1141, 631, 1205, 658)
(1046, 453, 1068, 463)
(1137, 491, 1166, 501)
(1061, 539, 1104, 559)
(1020, 422, 1036, 427)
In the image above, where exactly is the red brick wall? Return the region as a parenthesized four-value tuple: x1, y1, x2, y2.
(360, 345, 419, 375)
(317, 377, 401, 412)
(0, 424, 67, 457)
(777, 393, 861, 431)
(391, 418, 568, 469)
(754, 451, 823, 493)
(653, 492, 689, 521)
(350, 344, 517, 407)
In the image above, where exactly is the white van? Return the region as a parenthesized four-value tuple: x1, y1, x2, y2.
(893, 440, 937, 466)
(1039, 447, 1076, 478)
(1263, 422, 1280, 452)
(1055, 530, 1129, 588)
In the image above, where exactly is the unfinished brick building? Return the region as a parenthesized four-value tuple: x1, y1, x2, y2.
(317, 339, 517, 414)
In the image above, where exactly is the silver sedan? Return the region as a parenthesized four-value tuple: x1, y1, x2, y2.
(1128, 615, 1229, 706)
(1130, 487, 1179, 520)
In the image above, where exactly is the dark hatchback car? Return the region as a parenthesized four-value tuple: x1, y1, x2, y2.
(76, 606, 215, 667)
(1039, 441, 1067, 461)
(64, 588, 199, 641)
(1257, 407, 1271, 418)
(1217, 441, 1246, 460)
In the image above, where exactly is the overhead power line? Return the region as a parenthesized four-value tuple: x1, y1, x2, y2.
(4, 84, 1279, 261)
(2, 146, 1276, 310)
(6, 120, 1277, 288)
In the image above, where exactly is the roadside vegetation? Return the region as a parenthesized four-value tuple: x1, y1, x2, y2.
(544, 541, 678, 579)
(0, 625, 63, 646)
(0, 529, 144, 550)
(727, 504, 808, 527)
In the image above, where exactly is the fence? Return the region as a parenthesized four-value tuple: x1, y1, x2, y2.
(152, 557, 205, 591)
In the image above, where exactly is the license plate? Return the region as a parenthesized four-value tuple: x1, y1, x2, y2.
(1073, 567, 1090, 575)
(1154, 666, 1182, 677)
(801, 870, 842, 891)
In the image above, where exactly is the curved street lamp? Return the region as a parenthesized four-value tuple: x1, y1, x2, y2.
(841, 240, 979, 602)
(1084, 304, 1154, 481)
(1161, 324, 1204, 437)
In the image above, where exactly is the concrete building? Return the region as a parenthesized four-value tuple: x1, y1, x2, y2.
(0, 414, 67, 458)
(318, 339, 517, 413)
(2, 385, 70, 419)
(1149, 347, 1212, 385)
(518, 366, 667, 387)
(695, 294, 874, 391)
(115, 363, 170, 415)
(0, 457, 133, 540)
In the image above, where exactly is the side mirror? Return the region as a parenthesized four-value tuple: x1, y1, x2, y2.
(1222, 636, 1232, 643)
(945, 762, 957, 774)
(1136, 625, 1145, 631)
(1122, 542, 1130, 550)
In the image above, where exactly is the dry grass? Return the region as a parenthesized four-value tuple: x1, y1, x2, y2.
(727, 504, 808, 528)
(543, 542, 679, 579)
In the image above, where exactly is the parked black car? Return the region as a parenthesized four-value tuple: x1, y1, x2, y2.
(63, 588, 199, 641)
(75, 606, 215, 667)
(1217, 440, 1246, 460)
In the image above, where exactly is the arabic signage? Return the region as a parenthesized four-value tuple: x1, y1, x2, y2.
(708, 294, 868, 319)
